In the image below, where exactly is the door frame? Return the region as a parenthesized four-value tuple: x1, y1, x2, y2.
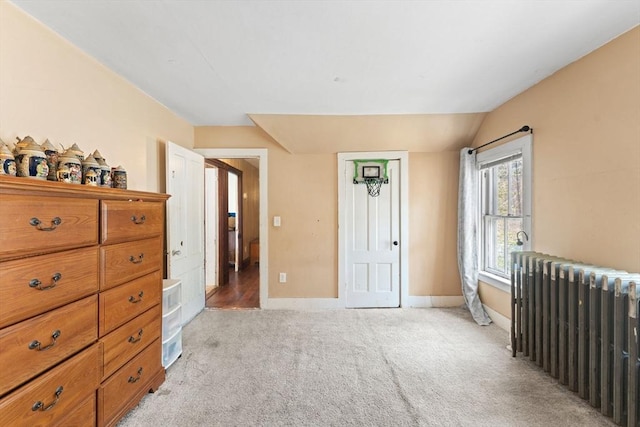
(195, 148, 268, 309)
(337, 151, 409, 308)
(204, 167, 218, 288)
(205, 159, 245, 283)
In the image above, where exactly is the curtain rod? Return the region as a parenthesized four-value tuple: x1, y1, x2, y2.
(467, 125, 532, 155)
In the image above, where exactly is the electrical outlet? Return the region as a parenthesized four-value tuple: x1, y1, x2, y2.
(273, 216, 281, 227)
(279, 272, 287, 283)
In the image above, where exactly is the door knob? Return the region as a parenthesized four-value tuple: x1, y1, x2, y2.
(393, 241, 398, 246)
(172, 250, 182, 256)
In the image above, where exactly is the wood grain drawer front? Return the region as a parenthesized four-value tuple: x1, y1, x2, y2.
(99, 271, 161, 336)
(0, 343, 100, 427)
(101, 200, 164, 245)
(100, 237, 163, 291)
(99, 338, 162, 426)
(0, 295, 98, 397)
(57, 394, 96, 427)
(0, 195, 98, 260)
(101, 305, 162, 380)
(0, 247, 99, 329)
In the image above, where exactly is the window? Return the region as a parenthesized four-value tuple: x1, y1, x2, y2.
(477, 134, 532, 282)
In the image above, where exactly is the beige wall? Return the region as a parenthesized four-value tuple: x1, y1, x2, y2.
(195, 126, 463, 299)
(0, 2, 193, 192)
(474, 26, 640, 317)
(409, 152, 461, 296)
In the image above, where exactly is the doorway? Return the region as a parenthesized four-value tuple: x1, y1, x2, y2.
(202, 156, 261, 309)
(195, 148, 268, 309)
(204, 159, 245, 289)
(337, 151, 409, 308)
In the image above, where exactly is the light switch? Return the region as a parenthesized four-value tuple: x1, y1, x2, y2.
(273, 216, 281, 227)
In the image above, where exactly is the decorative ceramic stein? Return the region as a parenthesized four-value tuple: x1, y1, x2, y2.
(111, 165, 127, 189)
(56, 164, 71, 183)
(57, 150, 82, 184)
(84, 169, 99, 186)
(92, 149, 104, 163)
(40, 139, 59, 181)
(13, 136, 31, 156)
(99, 162, 111, 187)
(92, 150, 111, 187)
(67, 143, 84, 161)
(82, 154, 101, 185)
(15, 139, 48, 179)
(0, 143, 17, 176)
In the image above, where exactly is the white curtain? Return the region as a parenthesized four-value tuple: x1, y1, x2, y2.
(457, 148, 492, 326)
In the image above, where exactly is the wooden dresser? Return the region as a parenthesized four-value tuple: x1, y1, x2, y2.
(0, 175, 169, 427)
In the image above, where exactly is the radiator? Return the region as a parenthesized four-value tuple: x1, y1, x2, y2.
(510, 252, 639, 427)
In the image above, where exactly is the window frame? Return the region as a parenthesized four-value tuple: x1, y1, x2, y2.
(476, 134, 533, 290)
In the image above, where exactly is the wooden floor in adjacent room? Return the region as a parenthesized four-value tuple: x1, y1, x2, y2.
(205, 264, 260, 309)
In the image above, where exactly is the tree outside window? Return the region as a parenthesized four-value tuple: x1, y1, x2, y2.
(481, 156, 523, 277)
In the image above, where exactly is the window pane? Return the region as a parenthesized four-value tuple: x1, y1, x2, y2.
(486, 217, 505, 274)
(506, 218, 524, 274)
(495, 164, 509, 216)
(510, 158, 523, 216)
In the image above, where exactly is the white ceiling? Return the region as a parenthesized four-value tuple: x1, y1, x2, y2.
(11, 0, 640, 126)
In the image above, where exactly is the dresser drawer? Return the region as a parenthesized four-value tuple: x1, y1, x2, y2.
(101, 305, 162, 380)
(0, 195, 98, 260)
(100, 200, 164, 245)
(99, 339, 162, 426)
(57, 394, 96, 427)
(0, 247, 99, 328)
(99, 271, 162, 336)
(0, 343, 100, 427)
(0, 295, 98, 397)
(100, 237, 163, 291)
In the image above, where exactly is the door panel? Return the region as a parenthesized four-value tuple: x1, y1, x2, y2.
(345, 159, 400, 308)
(205, 168, 218, 287)
(166, 141, 205, 326)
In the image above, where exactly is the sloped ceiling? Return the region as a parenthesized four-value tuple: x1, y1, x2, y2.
(9, 0, 639, 153)
(249, 113, 486, 154)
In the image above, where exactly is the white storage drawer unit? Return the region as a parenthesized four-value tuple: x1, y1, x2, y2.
(162, 329, 183, 368)
(163, 279, 181, 313)
(163, 305, 181, 339)
(162, 279, 183, 368)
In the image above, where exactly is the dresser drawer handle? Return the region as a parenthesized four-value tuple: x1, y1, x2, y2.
(128, 328, 144, 343)
(128, 291, 144, 303)
(29, 329, 61, 351)
(29, 217, 62, 231)
(31, 386, 63, 411)
(129, 253, 144, 264)
(128, 367, 143, 383)
(131, 214, 146, 225)
(29, 273, 62, 291)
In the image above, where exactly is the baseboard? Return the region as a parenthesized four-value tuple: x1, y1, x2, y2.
(405, 296, 465, 308)
(263, 298, 344, 310)
(483, 304, 510, 331)
(264, 295, 466, 310)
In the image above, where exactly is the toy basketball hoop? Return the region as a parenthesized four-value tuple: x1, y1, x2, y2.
(353, 160, 389, 197)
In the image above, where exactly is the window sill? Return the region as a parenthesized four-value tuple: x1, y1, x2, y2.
(478, 271, 511, 293)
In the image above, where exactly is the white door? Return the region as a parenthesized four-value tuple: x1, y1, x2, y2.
(166, 141, 205, 325)
(205, 168, 218, 287)
(345, 159, 400, 308)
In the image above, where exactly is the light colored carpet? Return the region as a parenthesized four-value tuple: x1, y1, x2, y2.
(117, 307, 613, 427)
